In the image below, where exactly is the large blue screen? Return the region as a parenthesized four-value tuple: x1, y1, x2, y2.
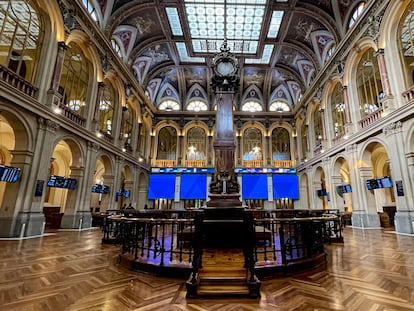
(272, 174, 299, 199)
(148, 174, 176, 199)
(242, 174, 268, 199)
(180, 174, 207, 199)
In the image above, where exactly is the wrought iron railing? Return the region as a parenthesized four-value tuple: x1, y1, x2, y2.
(103, 209, 343, 278)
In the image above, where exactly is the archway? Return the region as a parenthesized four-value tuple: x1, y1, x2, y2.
(332, 157, 352, 212)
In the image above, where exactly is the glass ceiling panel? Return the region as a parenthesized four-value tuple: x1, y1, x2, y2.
(176, 42, 206, 62)
(267, 11, 284, 38)
(166, 7, 183, 36)
(184, 0, 267, 54)
(245, 44, 273, 63)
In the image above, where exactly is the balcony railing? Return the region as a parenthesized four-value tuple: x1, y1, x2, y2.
(243, 160, 263, 167)
(359, 108, 383, 129)
(154, 159, 176, 167)
(185, 160, 206, 167)
(271, 160, 293, 168)
(58, 103, 86, 127)
(98, 129, 114, 143)
(332, 132, 345, 145)
(0, 64, 37, 97)
(402, 85, 414, 103)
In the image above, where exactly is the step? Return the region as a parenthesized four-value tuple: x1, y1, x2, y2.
(199, 276, 247, 286)
(197, 274, 251, 296)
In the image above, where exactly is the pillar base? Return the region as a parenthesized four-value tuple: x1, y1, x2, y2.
(61, 211, 92, 229)
(0, 212, 45, 238)
(394, 210, 414, 234)
(351, 211, 381, 228)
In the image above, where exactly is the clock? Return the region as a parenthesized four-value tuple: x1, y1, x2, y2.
(215, 58, 236, 76)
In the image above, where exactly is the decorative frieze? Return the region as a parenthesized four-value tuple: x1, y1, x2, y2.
(38, 118, 59, 133)
(383, 121, 402, 135)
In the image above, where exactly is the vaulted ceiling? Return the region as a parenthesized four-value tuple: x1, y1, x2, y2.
(91, 0, 360, 114)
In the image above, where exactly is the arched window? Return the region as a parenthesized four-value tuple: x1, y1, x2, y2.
(271, 128, 290, 160)
(0, 0, 44, 82)
(157, 126, 177, 160)
(357, 48, 383, 118)
(99, 82, 115, 135)
(159, 100, 180, 111)
(399, 3, 414, 87)
(242, 101, 263, 112)
(186, 127, 206, 161)
(269, 100, 290, 112)
(81, 0, 98, 22)
(59, 43, 89, 116)
(348, 2, 366, 28)
(187, 100, 208, 112)
(243, 128, 262, 161)
(331, 83, 346, 137)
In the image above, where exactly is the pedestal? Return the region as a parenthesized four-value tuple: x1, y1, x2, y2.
(202, 205, 245, 247)
(207, 193, 242, 207)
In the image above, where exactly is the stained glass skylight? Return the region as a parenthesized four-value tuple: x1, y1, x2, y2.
(184, 0, 267, 54)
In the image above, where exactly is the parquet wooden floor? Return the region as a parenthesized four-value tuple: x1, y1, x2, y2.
(0, 227, 413, 310)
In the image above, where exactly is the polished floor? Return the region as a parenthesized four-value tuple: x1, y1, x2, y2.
(0, 226, 413, 311)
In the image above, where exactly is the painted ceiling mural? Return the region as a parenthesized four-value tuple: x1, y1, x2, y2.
(90, 0, 361, 111)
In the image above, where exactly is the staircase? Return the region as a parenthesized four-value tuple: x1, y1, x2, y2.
(197, 266, 251, 297)
(186, 264, 261, 298)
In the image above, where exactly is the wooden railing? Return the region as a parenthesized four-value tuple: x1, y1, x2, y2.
(271, 160, 293, 168)
(243, 160, 263, 167)
(185, 160, 206, 167)
(359, 108, 383, 129)
(154, 159, 176, 167)
(0, 64, 37, 97)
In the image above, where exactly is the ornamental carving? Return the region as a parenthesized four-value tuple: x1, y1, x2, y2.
(383, 121, 402, 135)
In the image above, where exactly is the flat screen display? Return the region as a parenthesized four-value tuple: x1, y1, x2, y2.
(379, 176, 393, 188)
(180, 174, 207, 199)
(242, 174, 268, 199)
(47, 175, 77, 189)
(272, 174, 299, 199)
(316, 189, 327, 196)
(91, 184, 110, 194)
(148, 174, 176, 199)
(0, 165, 21, 182)
(366, 179, 379, 190)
